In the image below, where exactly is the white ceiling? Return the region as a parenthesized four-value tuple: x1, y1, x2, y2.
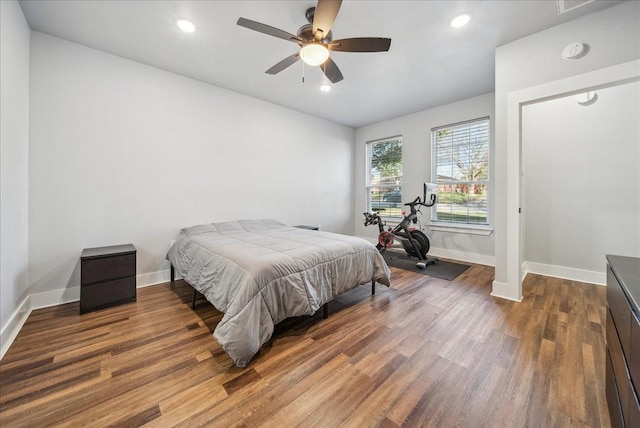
(18, 0, 621, 128)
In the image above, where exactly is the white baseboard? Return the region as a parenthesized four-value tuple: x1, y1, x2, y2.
(354, 236, 495, 267)
(137, 269, 173, 288)
(0, 269, 175, 361)
(491, 280, 523, 302)
(428, 247, 495, 267)
(30, 286, 80, 309)
(0, 295, 31, 360)
(523, 261, 605, 285)
(490, 262, 605, 306)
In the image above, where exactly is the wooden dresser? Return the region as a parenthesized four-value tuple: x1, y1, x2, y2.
(80, 244, 137, 314)
(606, 254, 640, 428)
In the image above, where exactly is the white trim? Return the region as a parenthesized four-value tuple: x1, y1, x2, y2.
(429, 224, 493, 236)
(556, 0, 595, 15)
(429, 247, 494, 267)
(522, 261, 605, 286)
(499, 59, 640, 303)
(355, 236, 494, 267)
(491, 280, 522, 302)
(137, 270, 173, 288)
(0, 295, 31, 360)
(30, 286, 80, 309)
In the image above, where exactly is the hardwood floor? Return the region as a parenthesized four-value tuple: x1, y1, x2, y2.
(0, 262, 611, 427)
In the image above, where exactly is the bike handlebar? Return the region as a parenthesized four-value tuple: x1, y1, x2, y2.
(403, 193, 437, 208)
(404, 196, 421, 207)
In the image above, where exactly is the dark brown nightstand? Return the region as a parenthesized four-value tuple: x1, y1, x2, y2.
(80, 244, 136, 314)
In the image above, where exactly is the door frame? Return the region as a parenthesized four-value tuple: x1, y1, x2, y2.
(499, 60, 639, 301)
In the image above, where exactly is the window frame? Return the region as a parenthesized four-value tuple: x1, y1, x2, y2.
(365, 135, 403, 219)
(430, 117, 491, 229)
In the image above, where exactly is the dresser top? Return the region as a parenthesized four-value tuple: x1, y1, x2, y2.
(607, 254, 640, 315)
(81, 244, 136, 260)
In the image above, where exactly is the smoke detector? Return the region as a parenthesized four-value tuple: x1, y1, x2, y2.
(562, 42, 587, 59)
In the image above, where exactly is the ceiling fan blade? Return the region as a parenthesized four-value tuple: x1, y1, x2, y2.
(313, 0, 342, 40)
(322, 57, 343, 83)
(329, 37, 391, 52)
(237, 17, 302, 43)
(266, 53, 301, 75)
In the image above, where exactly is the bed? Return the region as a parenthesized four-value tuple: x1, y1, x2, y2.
(166, 219, 391, 367)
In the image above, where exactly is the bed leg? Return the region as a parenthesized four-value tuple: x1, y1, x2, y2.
(192, 288, 197, 309)
(372, 280, 376, 296)
(170, 265, 175, 283)
(323, 303, 328, 319)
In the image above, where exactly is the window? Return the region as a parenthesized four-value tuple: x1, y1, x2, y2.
(431, 117, 489, 225)
(366, 136, 402, 217)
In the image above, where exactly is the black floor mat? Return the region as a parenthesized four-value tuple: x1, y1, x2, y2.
(382, 251, 470, 281)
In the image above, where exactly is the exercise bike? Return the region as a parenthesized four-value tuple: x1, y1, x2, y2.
(363, 183, 438, 270)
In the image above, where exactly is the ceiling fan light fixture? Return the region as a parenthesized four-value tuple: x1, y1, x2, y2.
(176, 19, 196, 33)
(450, 14, 471, 28)
(320, 84, 331, 92)
(300, 43, 330, 66)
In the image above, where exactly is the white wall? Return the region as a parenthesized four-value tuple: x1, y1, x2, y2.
(28, 32, 355, 300)
(354, 93, 495, 266)
(493, 1, 640, 299)
(522, 82, 640, 282)
(1, 1, 31, 339)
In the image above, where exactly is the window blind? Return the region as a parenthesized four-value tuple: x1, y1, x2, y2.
(366, 136, 403, 217)
(431, 117, 490, 224)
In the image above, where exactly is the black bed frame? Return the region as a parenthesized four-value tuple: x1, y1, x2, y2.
(170, 264, 377, 319)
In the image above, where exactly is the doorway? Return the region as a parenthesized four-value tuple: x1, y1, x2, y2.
(503, 59, 640, 301)
(521, 81, 639, 285)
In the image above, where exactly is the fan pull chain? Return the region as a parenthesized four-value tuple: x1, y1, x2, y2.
(302, 58, 305, 83)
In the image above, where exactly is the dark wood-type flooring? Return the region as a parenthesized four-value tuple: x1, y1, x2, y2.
(0, 262, 611, 427)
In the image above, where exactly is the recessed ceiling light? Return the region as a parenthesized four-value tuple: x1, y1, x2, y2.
(320, 84, 331, 92)
(176, 19, 196, 33)
(450, 14, 471, 28)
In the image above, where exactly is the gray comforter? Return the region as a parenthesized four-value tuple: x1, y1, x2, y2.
(167, 219, 391, 367)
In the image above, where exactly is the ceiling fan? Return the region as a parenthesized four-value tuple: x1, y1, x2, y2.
(236, 0, 391, 84)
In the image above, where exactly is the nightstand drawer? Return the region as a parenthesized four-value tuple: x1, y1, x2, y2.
(607, 349, 625, 428)
(608, 265, 631, 357)
(81, 253, 135, 285)
(607, 309, 630, 425)
(80, 276, 136, 314)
